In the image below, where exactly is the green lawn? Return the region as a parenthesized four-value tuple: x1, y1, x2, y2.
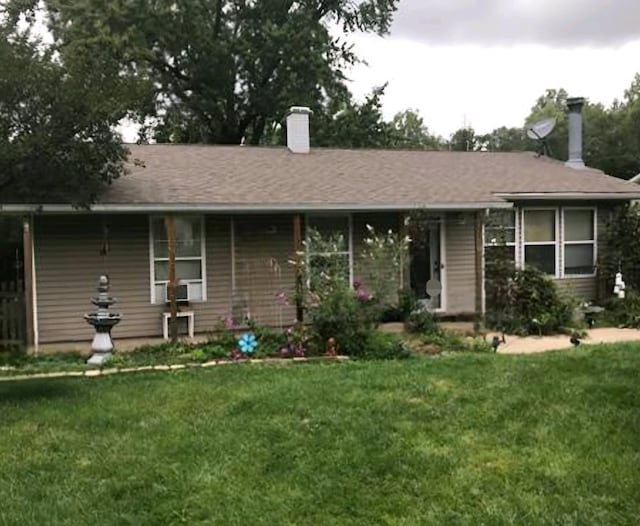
(1, 345, 639, 525)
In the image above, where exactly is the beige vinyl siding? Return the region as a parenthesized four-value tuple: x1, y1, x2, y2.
(444, 212, 477, 314)
(34, 214, 233, 343)
(34, 210, 486, 344)
(554, 279, 596, 301)
(234, 215, 296, 327)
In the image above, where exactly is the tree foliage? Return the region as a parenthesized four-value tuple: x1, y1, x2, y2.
(387, 108, 442, 150)
(0, 24, 139, 204)
(448, 127, 478, 151)
(26, 0, 399, 146)
(478, 126, 531, 152)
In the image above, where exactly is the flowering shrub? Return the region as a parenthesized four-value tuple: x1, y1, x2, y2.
(360, 224, 411, 308)
(307, 280, 379, 357)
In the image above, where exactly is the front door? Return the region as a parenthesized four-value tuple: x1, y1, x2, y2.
(410, 221, 443, 310)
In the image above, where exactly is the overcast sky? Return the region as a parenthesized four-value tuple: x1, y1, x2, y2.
(346, 0, 640, 137)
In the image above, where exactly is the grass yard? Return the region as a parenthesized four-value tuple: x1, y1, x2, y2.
(1, 345, 639, 525)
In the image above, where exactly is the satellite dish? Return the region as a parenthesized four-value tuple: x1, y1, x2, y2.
(526, 117, 556, 140)
(525, 117, 556, 157)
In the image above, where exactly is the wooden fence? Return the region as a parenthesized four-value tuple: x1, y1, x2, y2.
(0, 281, 25, 346)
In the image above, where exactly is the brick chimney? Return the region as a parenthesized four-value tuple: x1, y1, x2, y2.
(286, 106, 313, 154)
(565, 97, 585, 170)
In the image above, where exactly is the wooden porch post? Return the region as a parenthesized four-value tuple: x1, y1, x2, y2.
(164, 214, 178, 343)
(293, 214, 304, 322)
(474, 211, 484, 322)
(22, 216, 34, 347)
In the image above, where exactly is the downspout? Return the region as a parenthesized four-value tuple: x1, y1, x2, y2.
(23, 216, 39, 353)
(474, 211, 484, 326)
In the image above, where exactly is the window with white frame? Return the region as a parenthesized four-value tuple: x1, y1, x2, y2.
(150, 216, 206, 303)
(484, 209, 517, 264)
(523, 209, 557, 275)
(563, 209, 596, 276)
(520, 207, 597, 278)
(306, 215, 352, 289)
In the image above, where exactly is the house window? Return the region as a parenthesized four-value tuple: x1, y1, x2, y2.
(563, 209, 596, 276)
(150, 216, 206, 303)
(520, 207, 597, 278)
(306, 215, 352, 288)
(523, 209, 557, 276)
(484, 209, 517, 264)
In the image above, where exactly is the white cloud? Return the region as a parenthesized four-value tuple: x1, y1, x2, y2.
(347, 34, 640, 137)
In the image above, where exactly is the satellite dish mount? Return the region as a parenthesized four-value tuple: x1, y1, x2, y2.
(526, 117, 556, 157)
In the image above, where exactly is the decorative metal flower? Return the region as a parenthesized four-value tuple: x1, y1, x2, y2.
(238, 332, 258, 354)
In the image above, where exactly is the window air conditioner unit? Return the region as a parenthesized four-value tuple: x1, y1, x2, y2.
(166, 283, 189, 303)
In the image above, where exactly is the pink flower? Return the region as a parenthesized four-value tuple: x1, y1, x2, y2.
(231, 348, 244, 361)
(223, 315, 234, 330)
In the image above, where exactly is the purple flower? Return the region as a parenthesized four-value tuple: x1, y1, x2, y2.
(223, 315, 234, 330)
(356, 290, 372, 302)
(353, 278, 363, 290)
(279, 346, 291, 358)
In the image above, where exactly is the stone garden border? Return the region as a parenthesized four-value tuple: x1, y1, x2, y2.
(0, 356, 350, 382)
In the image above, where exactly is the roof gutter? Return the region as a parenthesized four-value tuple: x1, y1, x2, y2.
(0, 201, 513, 214)
(494, 192, 640, 201)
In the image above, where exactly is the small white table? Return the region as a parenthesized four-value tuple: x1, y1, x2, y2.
(162, 311, 195, 340)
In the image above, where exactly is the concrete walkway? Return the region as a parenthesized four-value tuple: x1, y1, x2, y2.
(491, 328, 640, 354)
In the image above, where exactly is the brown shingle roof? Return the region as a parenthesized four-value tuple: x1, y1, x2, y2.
(100, 145, 640, 209)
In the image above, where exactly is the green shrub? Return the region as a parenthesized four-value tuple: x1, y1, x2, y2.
(360, 332, 411, 360)
(188, 349, 207, 363)
(250, 324, 288, 358)
(602, 289, 640, 328)
(421, 331, 493, 353)
(487, 266, 575, 335)
(405, 309, 439, 334)
(468, 337, 494, 353)
(199, 344, 230, 360)
(507, 267, 574, 335)
(381, 288, 419, 322)
(308, 282, 377, 357)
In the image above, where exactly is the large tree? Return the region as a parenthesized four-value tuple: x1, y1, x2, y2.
(448, 127, 478, 152)
(0, 22, 144, 204)
(387, 109, 443, 150)
(27, 0, 399, 145)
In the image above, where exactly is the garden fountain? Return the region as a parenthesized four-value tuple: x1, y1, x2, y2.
(84, 275, 122, 365)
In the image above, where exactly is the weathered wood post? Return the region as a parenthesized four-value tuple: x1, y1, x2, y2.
(164, 214, 178, 343)
(293, 214, 304, 322)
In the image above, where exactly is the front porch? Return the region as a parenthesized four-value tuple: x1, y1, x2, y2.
(21, 209, 486, 346)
